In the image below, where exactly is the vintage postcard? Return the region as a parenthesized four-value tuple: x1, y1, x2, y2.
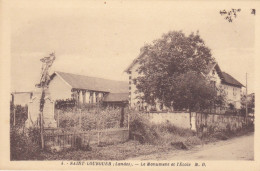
(0, 0, 260, 170)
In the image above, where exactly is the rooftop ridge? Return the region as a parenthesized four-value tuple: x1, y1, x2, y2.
(55, 71, 127, 83)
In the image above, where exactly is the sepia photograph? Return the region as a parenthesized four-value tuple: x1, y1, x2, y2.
(0, 0, 259, 170)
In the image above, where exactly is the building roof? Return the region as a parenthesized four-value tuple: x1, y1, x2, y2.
(202, 62, 224, 79)
(124, 50, 146, 73)
(103, 93, 129, 102)
(51, 71, 128, 93)
(221, 72, 244, 87)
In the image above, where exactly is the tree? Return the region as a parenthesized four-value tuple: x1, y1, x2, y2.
(134, 31, 225, 112)
(248, 94, 255, 113)
(219, 8, 255, 23)
(168, 71, 225, 112)
(241, 93, 255, 114)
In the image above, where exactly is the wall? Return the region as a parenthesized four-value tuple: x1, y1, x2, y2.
(129, 63, 141, 108)
(195, 113, 247, 134)
(146, 112, 249, 134)
(147, 112, 191, 129)
(48, 75, 72, 101)
(221, 84, 241, 109)
(13, 93, 32, 106)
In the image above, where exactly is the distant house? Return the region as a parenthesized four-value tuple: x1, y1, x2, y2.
(48, 71, 128, 106)
(11, 92, 33, 106)
(203, 62, 244, 110)
(103, 93, 129, 107)
(125, 52, 244, 111)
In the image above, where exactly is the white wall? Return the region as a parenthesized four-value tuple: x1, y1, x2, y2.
(129, 63, 142, 108)
(48, 75, 72, 101)
(13, 93, 31, 106)
(147, 112, 191, 129)
(208, 68, 242, 109)
(221, 84, 241, 109)
(208, 68, 222, 86)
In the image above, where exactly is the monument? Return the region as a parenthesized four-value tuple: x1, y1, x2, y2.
(25, 88, 57, 128)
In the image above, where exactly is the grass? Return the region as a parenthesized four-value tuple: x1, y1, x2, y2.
(39, 140, 173, 160)
(23, 124, 254, 160)
(13, 109, 255, 160)
(37, 117, 204, 160)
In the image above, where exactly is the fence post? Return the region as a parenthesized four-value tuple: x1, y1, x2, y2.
(127, 111, 130, 130)
(97, 131, 100, 146)
(57, 110, 59, 128)
(79, 109, 82, 128)
(13, 107, 16, 126)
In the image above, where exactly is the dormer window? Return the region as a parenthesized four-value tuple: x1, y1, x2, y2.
(212, 69, 215, 75)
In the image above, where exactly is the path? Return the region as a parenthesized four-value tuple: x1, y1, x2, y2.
(130, 132, 254, 160)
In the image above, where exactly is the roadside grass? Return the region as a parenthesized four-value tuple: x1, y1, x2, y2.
(13, 109, 254, 160)
(25, 123, 254, 160)
(39, 114, 204, 160)
(40, 140, 171, 160)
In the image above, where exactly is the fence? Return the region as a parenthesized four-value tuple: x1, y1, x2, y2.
(44, 127, 129, 150)
(44, 106, 130, 150)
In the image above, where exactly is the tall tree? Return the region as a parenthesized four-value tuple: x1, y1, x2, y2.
(134, 31, 225, 111)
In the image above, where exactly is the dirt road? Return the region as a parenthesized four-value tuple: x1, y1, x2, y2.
(130, 133, 254, 160)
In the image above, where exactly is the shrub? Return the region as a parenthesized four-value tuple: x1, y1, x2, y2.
(56, 106, 129, 132)
(10, 126, 42, 160)
(129, 111, 198, 146)
(10, 103, 28, 127)
(130, 119, 159, 144)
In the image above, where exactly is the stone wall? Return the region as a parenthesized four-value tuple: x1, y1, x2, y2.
(146, 112, 250, 134)
(147, 112, 191, 129)
(195, 113, 248, 134)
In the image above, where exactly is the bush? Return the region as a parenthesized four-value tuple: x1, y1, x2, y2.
(130, 119, 159, 144)
(129, 111, 197, 146)
(10, 103, 28, 127)
(57, 106, 129, 132)
(10, 126, 42, 160)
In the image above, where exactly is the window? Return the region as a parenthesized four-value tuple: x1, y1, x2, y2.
(233, 87, 237, 96)
(212, 69, 215, 75)
(210, 81, 216, 89)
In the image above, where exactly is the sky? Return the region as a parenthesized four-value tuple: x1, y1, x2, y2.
(10, 1, 255, 93)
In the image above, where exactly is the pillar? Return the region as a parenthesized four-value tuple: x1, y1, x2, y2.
(85, 91, 90, 104)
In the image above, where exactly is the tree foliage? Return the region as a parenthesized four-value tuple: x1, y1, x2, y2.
(241, 93, 255, 114)
(219, 8, 255, 23)
(134, 31, 225, 112)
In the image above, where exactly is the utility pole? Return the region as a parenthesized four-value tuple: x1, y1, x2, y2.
(245, 73, 248, 125)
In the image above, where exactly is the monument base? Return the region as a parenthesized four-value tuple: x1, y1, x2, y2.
(44, 118, 57, 128)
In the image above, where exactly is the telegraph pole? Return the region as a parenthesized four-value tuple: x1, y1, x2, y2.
(245, 73, 248, 125)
